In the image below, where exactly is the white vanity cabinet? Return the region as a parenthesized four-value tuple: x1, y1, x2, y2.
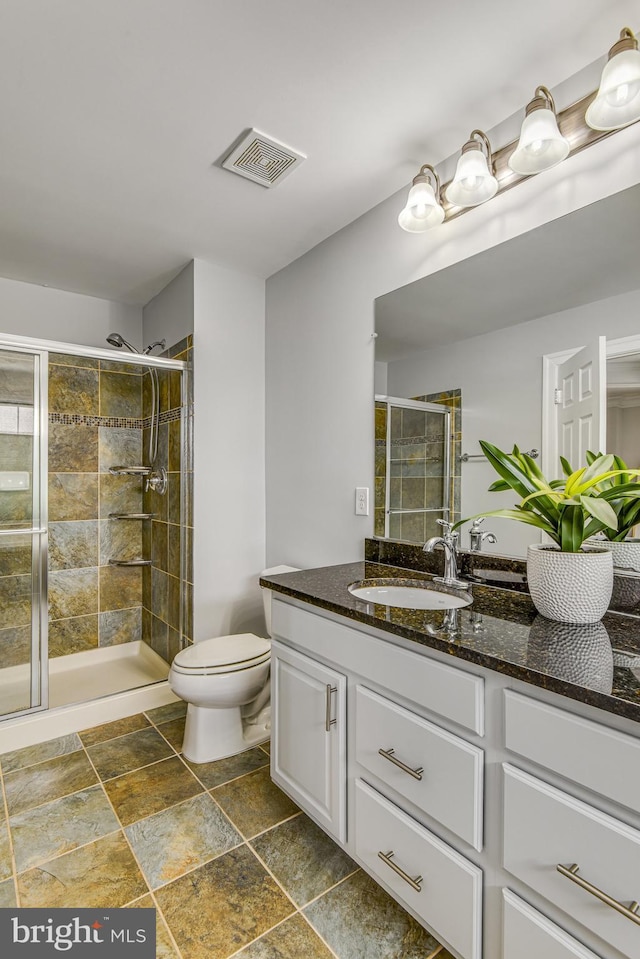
(270, 598, 485, 959)
(502, 690, 640, 959)
(268, 592, 640, 959)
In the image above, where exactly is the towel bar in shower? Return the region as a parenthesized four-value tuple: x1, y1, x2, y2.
(461, 448, 539, 462)
(108, 558, 153, 567)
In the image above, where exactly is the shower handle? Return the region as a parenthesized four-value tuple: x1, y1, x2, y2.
(145, 467, 168, 495)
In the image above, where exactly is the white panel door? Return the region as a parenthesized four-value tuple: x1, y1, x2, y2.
(556, 338, 606, 469)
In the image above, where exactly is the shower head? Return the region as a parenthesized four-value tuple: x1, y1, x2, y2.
(106, 333, 140, 354)
(143, 339, 167, 355)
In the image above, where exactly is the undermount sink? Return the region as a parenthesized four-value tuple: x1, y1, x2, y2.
(348, 580, 472, 611)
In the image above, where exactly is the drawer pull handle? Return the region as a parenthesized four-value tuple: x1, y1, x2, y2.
(378, 850, 423, 892)
(378, 747, 424, 781)
(557, 863, 640, 926)
(325, 685, 337, 732)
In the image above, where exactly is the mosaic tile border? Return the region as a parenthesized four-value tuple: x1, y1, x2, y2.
(50, 408, 185, 430)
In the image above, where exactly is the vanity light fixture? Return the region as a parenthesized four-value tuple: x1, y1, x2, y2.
(445, 130, 498, 208)
(508, 86, 570, 175)
(398, 164, 444, 233)
(398, 24, 640, 234)
(586, 27, 640, 131)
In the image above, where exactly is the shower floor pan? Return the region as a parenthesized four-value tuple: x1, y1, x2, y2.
(0, 640, 169, 716)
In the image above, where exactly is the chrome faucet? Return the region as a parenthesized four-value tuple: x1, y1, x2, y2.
(425, 606, 461, 637)
(423, 519, 469, 591)
(469, 517, 497, 552)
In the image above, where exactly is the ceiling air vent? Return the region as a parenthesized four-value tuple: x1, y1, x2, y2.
(222, 129, 306, 188)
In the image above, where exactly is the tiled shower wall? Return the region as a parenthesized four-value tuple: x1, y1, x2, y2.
(47, 341, 193, 663)
(374, 402, 387, 538)
(414, 388, 462, 533)
(142, 335, 193, 663)
(48, 352, 148, 657)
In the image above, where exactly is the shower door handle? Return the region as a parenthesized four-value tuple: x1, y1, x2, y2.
(0, 528, 47, 536)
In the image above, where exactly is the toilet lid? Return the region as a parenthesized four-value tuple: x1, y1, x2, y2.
(173, 633, 270, 670)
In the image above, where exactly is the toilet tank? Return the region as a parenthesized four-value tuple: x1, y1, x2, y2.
(261, 566, 300, 636)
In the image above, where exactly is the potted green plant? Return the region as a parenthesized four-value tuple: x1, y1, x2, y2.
(579, 451, 640, 572)
(455, 441, 640, 623)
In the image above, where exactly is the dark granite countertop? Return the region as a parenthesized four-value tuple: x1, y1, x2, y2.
(261, 561, 640, 725)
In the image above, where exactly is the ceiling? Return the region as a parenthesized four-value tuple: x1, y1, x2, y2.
(0, 1, 637, 304)
(375, 184, 640, 361)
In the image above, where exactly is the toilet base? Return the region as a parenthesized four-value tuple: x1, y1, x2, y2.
(182, 702, 270, 764)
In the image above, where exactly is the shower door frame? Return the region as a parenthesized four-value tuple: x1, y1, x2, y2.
(0, 341, 49, 719)
(375, 394, 452, 540)
(0, 331, 188, 719)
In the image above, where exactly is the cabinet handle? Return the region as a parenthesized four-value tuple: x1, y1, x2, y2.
(378, 747, 424, 781)
(325, 685, 337, 732)
(378, 851, 423, 892)
(557, 863, 640, 926)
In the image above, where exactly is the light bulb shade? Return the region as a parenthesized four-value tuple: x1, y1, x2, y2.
(445, 147, 498, 207)
(586, 47, 640, 130)
(398, 178, 444, 232)
(508, 107, 570, 175)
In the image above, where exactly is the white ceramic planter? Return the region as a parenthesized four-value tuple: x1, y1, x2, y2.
(526, 615, 613, 694)
(597, 538, 640, 572)
(526, 544, 613, 624)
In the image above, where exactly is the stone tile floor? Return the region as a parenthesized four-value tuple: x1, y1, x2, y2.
(0, 702, 453, 959)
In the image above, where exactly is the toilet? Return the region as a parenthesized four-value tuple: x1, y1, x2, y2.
(169, 565, 298, 763)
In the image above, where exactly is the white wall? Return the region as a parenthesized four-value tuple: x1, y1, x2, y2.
(0, 275, 142, 348)
(265, 112, 640, 569)
(143, 261, 194, 352)
(387, 289, 640, 557)
(608, 401, 640, 468)
(374, 361, 388, 396)
(192, 258, 266, 639)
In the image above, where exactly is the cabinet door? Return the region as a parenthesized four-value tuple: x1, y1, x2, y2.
(271, 640, 346, 841)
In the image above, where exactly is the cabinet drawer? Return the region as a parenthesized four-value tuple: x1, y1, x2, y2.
(355, 779, 482, 959)
(503, 764, 640, 959)
(503, 889, 603, 959)
(505, 689, 640, 812)
(272, 600, 484, 734)
(355, 685, 483, 850)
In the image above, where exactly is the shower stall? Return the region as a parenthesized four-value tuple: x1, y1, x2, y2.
(0, 333, 193, 724)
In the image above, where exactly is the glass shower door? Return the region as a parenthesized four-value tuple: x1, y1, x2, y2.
(376, 396, 451, 544)
(0, 346, 47, 718)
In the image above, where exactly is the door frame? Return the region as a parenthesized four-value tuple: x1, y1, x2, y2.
(542, 334, 640, 477)
(0, 342, 49, 718)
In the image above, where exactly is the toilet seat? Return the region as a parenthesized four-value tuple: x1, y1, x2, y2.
(171, 633, 271, 677)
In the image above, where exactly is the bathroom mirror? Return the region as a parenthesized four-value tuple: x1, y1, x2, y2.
(374, 182, 640, 558)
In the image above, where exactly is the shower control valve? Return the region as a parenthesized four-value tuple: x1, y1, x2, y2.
(145, 467, 168, 496)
